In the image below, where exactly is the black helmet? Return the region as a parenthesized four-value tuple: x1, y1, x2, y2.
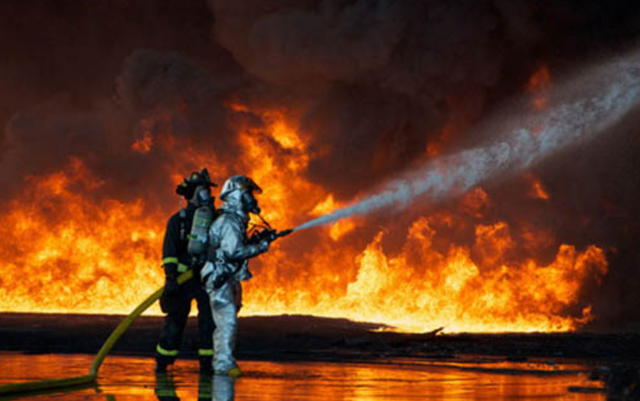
(176, 168, 217, 199)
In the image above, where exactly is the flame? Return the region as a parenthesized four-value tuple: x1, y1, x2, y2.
(525, 173, 550, 200)
(246, 213, 607, 332)
(131, 134, 153, 154)
(311, 195, 357, 240)
(426, 122, 454, 157)
(131, 120, 154, 154)
(460, 188, 490, 218)
(312, 195, 339, 216)
(328, 219, 357, 241)
(526, 65, 552, 110)
(0, 159, 165, 315)
(0, 108, 609, 333)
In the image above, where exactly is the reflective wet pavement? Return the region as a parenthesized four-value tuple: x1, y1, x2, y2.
(0, 353, 606, 400)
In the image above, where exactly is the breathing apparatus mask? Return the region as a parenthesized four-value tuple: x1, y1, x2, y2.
(241, 191, 261, 215)
(195, 186, 213, 208)
(219, 175, 263, 216)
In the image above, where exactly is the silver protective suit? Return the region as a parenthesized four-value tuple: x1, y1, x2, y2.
(201, 188, 268, 374)
(212, 374, 235, 401)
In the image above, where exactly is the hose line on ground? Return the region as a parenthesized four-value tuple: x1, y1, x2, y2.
(0, 270, 194, 397)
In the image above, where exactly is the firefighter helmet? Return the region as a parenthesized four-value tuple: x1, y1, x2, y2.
(219, 175, 262, 201)
(176, 168, 217, 199)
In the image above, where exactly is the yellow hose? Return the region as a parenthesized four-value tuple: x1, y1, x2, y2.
(0, 270, 194, 396)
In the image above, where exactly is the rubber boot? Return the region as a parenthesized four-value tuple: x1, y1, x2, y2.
(199, 355, 213, 374)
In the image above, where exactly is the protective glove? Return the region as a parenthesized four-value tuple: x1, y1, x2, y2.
(257, 239, 270, 253)
(164, 275, 180, 296)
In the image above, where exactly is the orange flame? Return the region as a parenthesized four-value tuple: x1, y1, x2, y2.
(131, 131, 154, 154)
(426, 122, 454, 157)
(527, 65, 552, 111)
(525, 173, 550, 200)
(311, 195, 357, 241)
(0, 159, 165, 315)
(245, 213, 607, 332)
(0, 109, 608, 333)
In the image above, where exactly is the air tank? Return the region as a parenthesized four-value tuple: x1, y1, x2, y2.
(188, 205, 215, 257)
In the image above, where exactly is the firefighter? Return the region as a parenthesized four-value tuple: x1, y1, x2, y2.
(200, 175, 271, 377)
(155, 169, 217, 373)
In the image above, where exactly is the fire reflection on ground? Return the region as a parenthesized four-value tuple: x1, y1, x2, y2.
(0, 353, 605, 400)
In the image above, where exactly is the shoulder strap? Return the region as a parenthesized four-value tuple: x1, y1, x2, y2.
(179, 208, 187, 241)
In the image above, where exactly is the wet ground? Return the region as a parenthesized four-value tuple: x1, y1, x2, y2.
(0, 353, 606, 400)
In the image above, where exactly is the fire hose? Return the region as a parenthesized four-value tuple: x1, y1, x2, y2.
(0, 270, 194, 397)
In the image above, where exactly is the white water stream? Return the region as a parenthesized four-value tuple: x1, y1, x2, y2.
(294, 52, 640, 231)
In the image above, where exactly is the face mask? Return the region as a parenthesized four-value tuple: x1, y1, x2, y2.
(196, 187, 212, 207)
(241, 191, 261, 215)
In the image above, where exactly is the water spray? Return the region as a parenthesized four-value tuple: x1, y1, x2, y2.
(292, 53, 640, 232)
